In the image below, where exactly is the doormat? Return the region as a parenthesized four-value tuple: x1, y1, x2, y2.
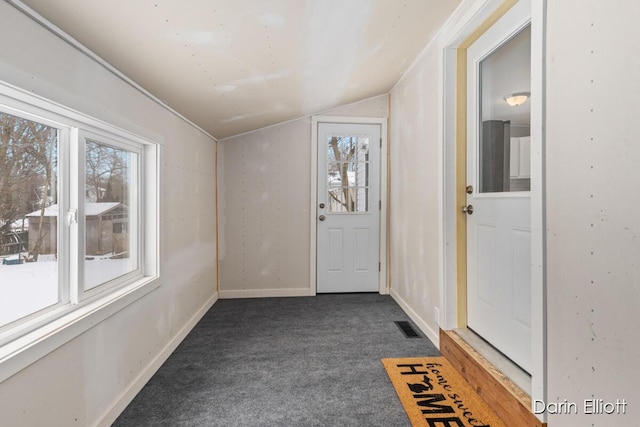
(382, 357, 506, 427)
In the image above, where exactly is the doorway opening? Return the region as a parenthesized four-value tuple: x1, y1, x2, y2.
(310, 116, 388, 295)
(441, 0, 546, 422)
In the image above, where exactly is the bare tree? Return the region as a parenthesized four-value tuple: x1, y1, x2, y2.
(0, 112, 57, 259)
(0, 115, 55, 228)
(328, 136, 356, 212)
(24, 124, 57, 260)
(85, 140, 128, 203)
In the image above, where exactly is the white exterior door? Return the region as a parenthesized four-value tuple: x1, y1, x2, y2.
(316, 122, 380, 293)
(465, 1, 532, 372)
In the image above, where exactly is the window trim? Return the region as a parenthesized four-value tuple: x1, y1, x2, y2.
(0, 80, 160, 383)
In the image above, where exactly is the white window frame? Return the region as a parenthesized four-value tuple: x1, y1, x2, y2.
(77, 129, 144, 299)
(0, 80, 160, 383)
(0, 103, 72, 331)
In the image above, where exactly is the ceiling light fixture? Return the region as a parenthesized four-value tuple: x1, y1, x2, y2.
(503, 92, 530, 107)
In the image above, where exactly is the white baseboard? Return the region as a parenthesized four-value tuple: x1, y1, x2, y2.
(390, 289, 440, 348)
(96, 291, 219, 426)
(219, 287, 313, 299)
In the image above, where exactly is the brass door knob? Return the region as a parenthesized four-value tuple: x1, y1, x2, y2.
(461, 205, 474, 215)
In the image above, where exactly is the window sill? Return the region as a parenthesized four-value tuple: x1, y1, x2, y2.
(0, 275, 160, 384)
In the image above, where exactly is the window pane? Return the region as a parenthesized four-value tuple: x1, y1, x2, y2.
(85, 139, 137, 290)
(326, 135, 370, 214)
(328, 187, 368, 213)
(0, 111, 59, 327)
(327, 136, 370, 163)
(478, 25, 531, 193)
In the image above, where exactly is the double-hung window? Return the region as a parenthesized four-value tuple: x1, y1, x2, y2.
(0, 82, 159, 379)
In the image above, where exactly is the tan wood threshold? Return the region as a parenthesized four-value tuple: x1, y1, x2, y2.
(440, 329, 547, 427)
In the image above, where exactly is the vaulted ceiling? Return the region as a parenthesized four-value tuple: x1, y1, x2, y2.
(18, 0, 461, 139)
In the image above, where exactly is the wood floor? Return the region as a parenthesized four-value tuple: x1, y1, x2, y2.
(440, 329, 547, 427)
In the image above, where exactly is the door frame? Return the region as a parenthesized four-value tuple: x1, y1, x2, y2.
(440, 0, 547, 417)
(310, 116, 389, 296)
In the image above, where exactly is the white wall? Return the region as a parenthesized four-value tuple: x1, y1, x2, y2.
(388, 44, 443, 345)
(0, 3, 217, 426)
(545, 1, 640, 425)
(218, 96, 388, 298)
(386, 0, 488, 346)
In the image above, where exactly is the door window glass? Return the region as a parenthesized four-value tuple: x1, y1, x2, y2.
(327, 135, 369, 213)
(478, 25, 531, 193)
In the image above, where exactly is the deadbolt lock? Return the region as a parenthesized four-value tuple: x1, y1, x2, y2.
(319, 203, 325, 209)
(466, 185, 473, 194)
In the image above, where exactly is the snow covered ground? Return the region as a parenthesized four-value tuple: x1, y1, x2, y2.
(85, 255, 135, 290)
(0, 257, 134, 328)
(0, 259, 57, 327)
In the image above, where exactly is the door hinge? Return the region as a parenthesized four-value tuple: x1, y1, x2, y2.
(379, 262, 382, 272)
(380, 137, 382, 148)
(379, 200, 382, 210)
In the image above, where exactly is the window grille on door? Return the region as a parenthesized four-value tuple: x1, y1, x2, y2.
(326, 135, 370, 213)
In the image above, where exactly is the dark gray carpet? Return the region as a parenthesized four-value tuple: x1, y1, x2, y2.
(113, 294, 439, 426)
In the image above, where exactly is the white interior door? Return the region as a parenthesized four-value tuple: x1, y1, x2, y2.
(316, 122, 380, 293)
(465, 0, 532, 372)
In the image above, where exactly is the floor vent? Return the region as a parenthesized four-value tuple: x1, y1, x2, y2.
(394, 321, 421, 338)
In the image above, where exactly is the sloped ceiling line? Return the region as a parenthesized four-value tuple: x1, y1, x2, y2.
(6, 0, 219, 142)
(15, 0, 463, 139)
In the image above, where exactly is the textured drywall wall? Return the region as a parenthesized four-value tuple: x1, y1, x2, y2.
(0, 3, 217, 426)
(389, 43, 443, 343)
(218, 95, 388, 297)
(545, 1, 640, 425)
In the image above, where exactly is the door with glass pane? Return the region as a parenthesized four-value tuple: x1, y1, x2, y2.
(317, 122, 380, 293)
(465, 1, 532, 372)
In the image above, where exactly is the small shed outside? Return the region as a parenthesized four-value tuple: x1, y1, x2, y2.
(25, 202, 129, 257)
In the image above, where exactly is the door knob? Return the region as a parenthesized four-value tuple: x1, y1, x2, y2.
(319, 215, 326, 221)
(461, 205, 474, 215)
